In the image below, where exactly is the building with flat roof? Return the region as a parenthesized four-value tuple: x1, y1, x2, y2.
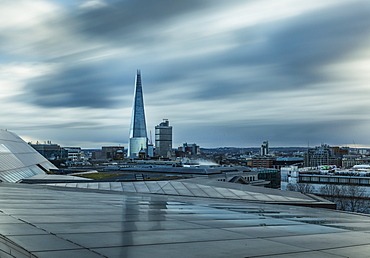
(102, 146, 124, 160)
(155, 119, 172, 158)
(177, 143, 200, 156)
(342, 155, 370, 168)
(261, 140, 269, 156)
(304, 144, 344, 167)
(64, 147, 81, 162)
(247, 156, 276, 168)
(30, 142, 67, 160)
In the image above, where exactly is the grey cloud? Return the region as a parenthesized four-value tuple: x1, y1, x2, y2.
(73, 0, 218, 46)
(26, 1, 370, 109)
(145, 1, 370, 101)
(3, 0, 370, 149)
(14, 121, 103, 131)
(174, 119, 368, 147)
(22, 62, 133, 109)
(18, 125, 128, 147)
(229, 1, 370, 82)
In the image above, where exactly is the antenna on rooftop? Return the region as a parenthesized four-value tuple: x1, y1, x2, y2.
(149, 130, 153, 145)
(353, 140, 358, 153)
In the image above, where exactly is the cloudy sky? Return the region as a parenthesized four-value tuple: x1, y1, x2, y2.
(1, 0, 370, 148)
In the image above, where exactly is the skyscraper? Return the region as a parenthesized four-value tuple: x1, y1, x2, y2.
(128, 70, 148, 159)
(261, 141, 269, 156)
(155, 119, 172, 158)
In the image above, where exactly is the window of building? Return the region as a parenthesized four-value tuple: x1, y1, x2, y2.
(350, 178, 359, 184)
(360, 179, 369, 185)
(320, 177, 329, 182)
(339, 178, 348, 183)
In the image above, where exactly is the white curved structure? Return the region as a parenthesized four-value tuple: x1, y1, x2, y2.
(0, 130, 57, 182)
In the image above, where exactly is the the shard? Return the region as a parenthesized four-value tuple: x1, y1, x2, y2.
(128, 70, 147, 158)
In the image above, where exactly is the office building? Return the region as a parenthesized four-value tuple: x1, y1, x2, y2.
(128, 70, 148, 159)
(155, 119, 172, 158)
(304, 144, 343, 167)
(64, 147, 82, 162)
(247, 156, 276, 168)
(255, 168, 281, 189)
(341, 155, 370, 168)
(103, 146, 124, 160)
(30, 142, 67, 160)
(179, 142, 200, 156)
(147, 142, 154, 158)
(261, 140, 269, 156)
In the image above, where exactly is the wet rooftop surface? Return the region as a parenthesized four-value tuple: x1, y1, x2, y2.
(42, 178, 333, 207)
(1, 182, 370, 257)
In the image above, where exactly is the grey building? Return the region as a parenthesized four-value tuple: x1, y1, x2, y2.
(102, 146, 124, 160)
(155, 119, 172, 158)
(342, 155, 370, 168)
(128, 70, 148, 159)
(304, 144, 342, 167)
(30, 142, 67, 160)
(181, 142, 200, 156)
(261, 140, 269, 156)
(64, 147, 81, 162)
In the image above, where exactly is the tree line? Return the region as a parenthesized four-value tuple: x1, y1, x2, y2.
(286, 183, 370, 213)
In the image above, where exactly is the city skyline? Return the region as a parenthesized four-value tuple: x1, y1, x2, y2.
(1, 0, 370, 148)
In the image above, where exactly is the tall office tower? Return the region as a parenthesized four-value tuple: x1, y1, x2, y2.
(128, 70, 148, 159)
(261, 141, 269, 156)
(155, 119, 172, 158)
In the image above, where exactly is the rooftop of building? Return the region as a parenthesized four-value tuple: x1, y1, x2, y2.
(3, 181, 370, 257)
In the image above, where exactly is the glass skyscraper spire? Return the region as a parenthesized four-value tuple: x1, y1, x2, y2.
(128, 70, 148, 158)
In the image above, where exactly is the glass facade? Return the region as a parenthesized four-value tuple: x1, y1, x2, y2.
(155, 119, 172, 158)
(128, 70, 148, 158)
